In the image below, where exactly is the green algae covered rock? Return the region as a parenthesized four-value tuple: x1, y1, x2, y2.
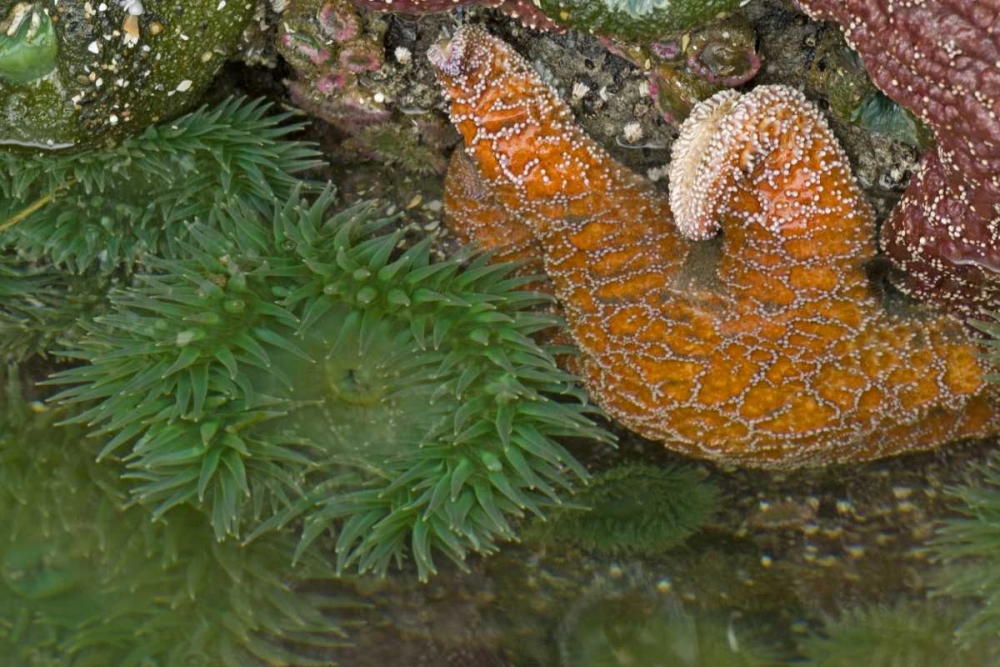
(534, 0, 742, 41)
(0, 1, 254, 151)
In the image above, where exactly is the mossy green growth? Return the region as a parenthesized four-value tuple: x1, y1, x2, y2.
(533, 0, 741, 42)
(0, 368, 353, 666)
(0, 0, 254, 151)
(49, 187, 614, 581)
(797, 604, 1000, 667)
(527, 463, 717, 555)
(0, 97, 322, 274)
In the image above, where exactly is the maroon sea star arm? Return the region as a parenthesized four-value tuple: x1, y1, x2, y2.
(795, 0, 1000, 318)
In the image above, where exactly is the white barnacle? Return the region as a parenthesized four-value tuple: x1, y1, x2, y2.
(622, 121, 643, 143)
(119, 0, 144, 15)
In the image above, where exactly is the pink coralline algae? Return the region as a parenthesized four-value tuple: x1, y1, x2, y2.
(430, 26, 999, 468)
(279, 0, 390, 133)
(795, 0, 1000, 320)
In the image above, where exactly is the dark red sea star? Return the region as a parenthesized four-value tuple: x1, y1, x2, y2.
(795, 0, 1000, 320)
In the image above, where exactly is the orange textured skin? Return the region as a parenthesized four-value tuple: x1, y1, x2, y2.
(443, 149, 544, 276)
(429, 26, 999, 468)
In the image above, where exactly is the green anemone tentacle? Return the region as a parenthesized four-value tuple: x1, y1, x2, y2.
(49, 185, 614, 581)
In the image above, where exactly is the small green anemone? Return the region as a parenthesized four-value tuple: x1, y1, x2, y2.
(0, 3, 59, 84)
(527, 463, 717, 555)
(1, 97, 322, 274)
(927, 458, 1000, 649)
(559, 588, 785, 667)
(798, 603, 1000, 667)
(0, 368, 352, 666)
(50, 187, 614, 580)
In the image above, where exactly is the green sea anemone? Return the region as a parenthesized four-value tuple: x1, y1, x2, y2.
(558, 588, 785, 667)
(0, 97, 322, 273)
(927, 459, 1000, 648)
(0, 367, 353, 666)
(797, 603, 1000, 667)
(0, 256, 114, 362)
(49, 187, 614, 581)
(527, 463, 717, 555)
(0, 3, 59, 85)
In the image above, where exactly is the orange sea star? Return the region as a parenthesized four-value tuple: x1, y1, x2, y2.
(429, 26, 999, 468)
(443, 148, 543, 277)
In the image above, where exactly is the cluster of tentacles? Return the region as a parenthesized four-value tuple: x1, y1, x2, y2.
(430, 26, 999, 468)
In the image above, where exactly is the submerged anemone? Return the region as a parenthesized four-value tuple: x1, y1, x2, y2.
(0, 256, 115, 362)
(49, 188, 613, 580)
(927, 457, 1000, 649)
(0, 368, 351, 666)
(0, 97, 322, 274)
(558, 587, 785, 667)
(526, 463, 717, 555)
(797, 603, 1000, 667)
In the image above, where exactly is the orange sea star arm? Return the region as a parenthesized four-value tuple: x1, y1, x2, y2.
(430, 26, 998, 468)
